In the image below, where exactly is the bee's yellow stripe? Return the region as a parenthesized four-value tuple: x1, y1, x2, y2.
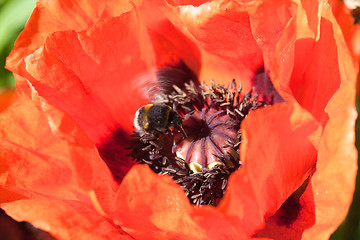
(164, 106, 172, 126)
(142, 104, 153, 130)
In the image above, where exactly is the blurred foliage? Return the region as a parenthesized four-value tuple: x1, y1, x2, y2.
(0, 0, 360, 240)
(0, 0, 36, 88)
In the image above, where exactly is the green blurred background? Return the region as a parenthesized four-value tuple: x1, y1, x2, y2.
(0, 0, 36, 88)
(0, 0, 359, 239)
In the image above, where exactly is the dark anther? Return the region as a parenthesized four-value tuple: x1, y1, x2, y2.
(129, 76, 265, 206)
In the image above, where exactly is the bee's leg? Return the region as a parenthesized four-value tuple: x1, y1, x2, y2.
(179, 124, 187, 138)
(184, 110, 196, 118)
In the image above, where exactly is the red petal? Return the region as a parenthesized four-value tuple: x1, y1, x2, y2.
(16, 10, 152, 143)
(271, 2, 358, 126)
(96, 128, 135, 183)
(302, 83, 357, 239)
(218, 102, 320, 237)
(161, 0, 292, 90)
(0, 89, 15, 112)
(2, 199, 131, 240)
(0, 90, 121, 223)
(0, 92, 86, 200)
(69, 142, 121, 217)
(254, 179, 315, 240)
(114, 165, 243, 239)
(199, 51, 255, 91)
(0, 208, 51, 239)
(267, 8, 358, 237)
(166, 0, 210, 7)
(176, 0, 264, 86)
(113, 165, 204, 240)
(254, 84, 357, 239)
(146, 18, 201, 72)
(6, 0, 134, 70)
(247, 0, 293, 69)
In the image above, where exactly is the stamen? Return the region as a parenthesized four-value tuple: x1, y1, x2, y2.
(129, 79, 266, 206)
(207, 161, 224, 170)
(189, 162, 203, 173)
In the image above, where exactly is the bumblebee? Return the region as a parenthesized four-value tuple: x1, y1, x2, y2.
(134, 104, 186, 136)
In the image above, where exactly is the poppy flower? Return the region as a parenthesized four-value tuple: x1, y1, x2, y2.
(1, 0, 358, 239)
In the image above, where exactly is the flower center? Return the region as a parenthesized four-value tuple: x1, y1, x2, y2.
(173, 108, 236, 172)
(130, 79, 264, 206)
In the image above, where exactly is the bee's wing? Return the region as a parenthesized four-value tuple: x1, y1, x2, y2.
(133, 61, 199, 103)
(156, 61, 199, 96)
(133, 71, 166, 104)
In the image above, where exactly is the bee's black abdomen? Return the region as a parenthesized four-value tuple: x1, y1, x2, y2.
(134, 104, 172, 133)
(146, 105, 171, 132)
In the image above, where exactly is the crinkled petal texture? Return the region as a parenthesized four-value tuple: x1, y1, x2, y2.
(268, 2, 359, 237)
(13, 11, 152, 143)
(0, 91, 132, 240)
(3, 0, 358, 240)
(6, 0, 137, 68)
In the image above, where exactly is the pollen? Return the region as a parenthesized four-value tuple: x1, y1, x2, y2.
(129, 79, 265, 206)
(189, 162, 203, 173)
